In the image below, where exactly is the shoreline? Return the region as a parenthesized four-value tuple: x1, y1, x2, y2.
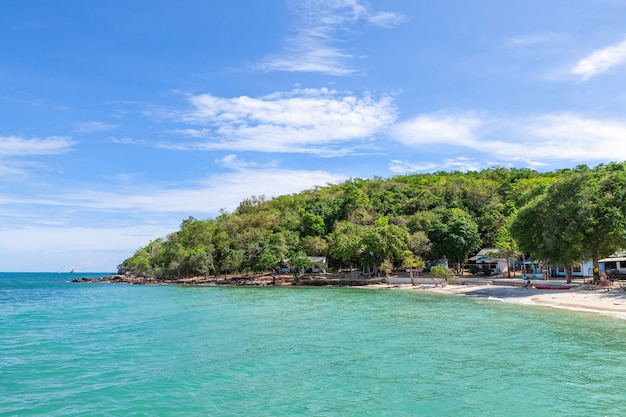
(382, 282, 626, 320)
(74, 274, 626, 320)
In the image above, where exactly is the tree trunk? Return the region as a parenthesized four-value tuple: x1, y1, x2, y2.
(592, 255, 600, 284)
(506, 255, 511, 278)
(565, 264, 573, 284)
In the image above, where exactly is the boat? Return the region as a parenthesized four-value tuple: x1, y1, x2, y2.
(70, 268, 78, 273)
(534, 284, 571, 290)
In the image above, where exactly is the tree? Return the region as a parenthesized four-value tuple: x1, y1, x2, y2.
(361, 217, 409, 276)
(579, 164, 626, 282)
(402, 250, 425, 283)
(327, 221, 364, 272)
(511, 164, 626, 283)
(494, 219, 520, 278)
(255, 251, 280, 283)
(289, 251, 312, 282)
(429, 209, 481, 274)
(340, 180, 371, 220)
(187, 245, 215, 278)
(120, 244, 154, 276)
(300, 212, 326, 236)
(379, 258, 394, 281)
(510, 188, 582, 283)
(218, 248, 243, 278)
(300, 235, 328, 256)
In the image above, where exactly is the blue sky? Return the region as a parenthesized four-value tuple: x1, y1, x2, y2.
(2, 0, 626, 272)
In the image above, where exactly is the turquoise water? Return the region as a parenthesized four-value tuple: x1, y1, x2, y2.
(1, 273, 626, 416)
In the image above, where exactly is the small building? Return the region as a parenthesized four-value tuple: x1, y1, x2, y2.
(469, 248, 508, 275)
(550, 261, 594, 278)
(599, 251, 626, 277)
(308, 256, 327, 273)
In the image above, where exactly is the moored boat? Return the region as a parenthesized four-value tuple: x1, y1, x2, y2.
(534, 284, 571, 290)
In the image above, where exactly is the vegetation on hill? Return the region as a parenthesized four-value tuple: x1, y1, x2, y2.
(119, 163, 626, 282)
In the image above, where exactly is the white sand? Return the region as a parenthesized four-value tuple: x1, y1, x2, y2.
(379, 280, 626, 320)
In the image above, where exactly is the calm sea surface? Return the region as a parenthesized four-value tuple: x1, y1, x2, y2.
(1, 272, 626, 416)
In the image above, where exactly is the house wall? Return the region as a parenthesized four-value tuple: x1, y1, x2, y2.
(600, 261, 626, 274)
(551, 260, 594, 277)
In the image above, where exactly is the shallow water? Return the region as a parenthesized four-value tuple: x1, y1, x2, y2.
(2, 273, 625, 416)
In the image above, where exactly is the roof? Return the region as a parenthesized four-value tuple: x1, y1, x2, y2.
(469, 248, 501, 262)
(599, 250, 626, 263)
(599, 257, 626, 263)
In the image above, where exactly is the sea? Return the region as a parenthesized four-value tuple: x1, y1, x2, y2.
(1, 272, 626, 417)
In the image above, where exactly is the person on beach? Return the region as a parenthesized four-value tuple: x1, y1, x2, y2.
(599, 272, 612, 291)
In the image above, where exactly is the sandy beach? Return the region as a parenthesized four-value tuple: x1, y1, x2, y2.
(401, 279, 626, 320)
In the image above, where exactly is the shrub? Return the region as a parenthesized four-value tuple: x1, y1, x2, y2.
(430, 265, 453, 280)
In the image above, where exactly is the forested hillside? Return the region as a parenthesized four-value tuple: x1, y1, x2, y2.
(119, 163, 626, 281)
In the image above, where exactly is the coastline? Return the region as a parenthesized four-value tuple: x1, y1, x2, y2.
(74, 274, 626, 320)
(387, 281, 626, 320)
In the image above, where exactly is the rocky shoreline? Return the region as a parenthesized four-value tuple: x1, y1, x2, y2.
(72, 272, 387, 287)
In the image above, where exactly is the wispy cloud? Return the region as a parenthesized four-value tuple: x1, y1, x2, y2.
(389, 158, 487, 174)
(367, 11, 405, 28)
(504, 32, 564, 48)
(0, 136, 75, 156)
(391, 111, 626, 166)
(522, 113, 626, 159)
(215, 154, 278, 170)
(74, 121, 118, 133)
(0, 136, 75, 178)
(388, 160, 441, 174)
(254, 0, 404, 75)
(158, 88, 397, 155)
(0, 224, 175, 272)
(571, 37, 626, 81)
(0, 154, 346, 269)
(4, 163, 346, 216)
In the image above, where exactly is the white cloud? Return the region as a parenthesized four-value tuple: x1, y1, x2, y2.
(522, 113, 626, 159)
(367, 11, 405, 28)
(254, 0, 404, 75)
(390, 111, 626, 166)
(571, 37, 626, 81)
(0, 136, 75, 178)
(5, 165, 346, 216)
(165, 88, 396, 155)
(389, 158, 486, 174)
(74, 121, 118, 133)
(0, 158, 347, 270)
(0, 136, 75, 156)
(0, 225, 167, 254)
(504, 32, 564, 48)
(391, 113, 482, 147)
(0, 224, 175, 272)
(214, 154, 278, 170)
(388, 160, 441, 174)
(256, 39, 356, 76)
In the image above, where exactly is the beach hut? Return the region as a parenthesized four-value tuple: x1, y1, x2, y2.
(307, 256, 327, 273)
(469, 248, 509, 275)
(599, 251, 626, 278)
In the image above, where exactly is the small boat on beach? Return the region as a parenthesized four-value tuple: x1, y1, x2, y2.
(534, 284, 571, 290)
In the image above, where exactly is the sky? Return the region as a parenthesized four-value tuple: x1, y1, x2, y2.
(2, 0, 626, 272)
